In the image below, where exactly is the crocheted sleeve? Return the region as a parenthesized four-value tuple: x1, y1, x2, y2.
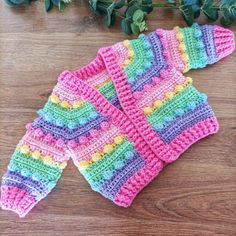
(159, 23, 235, 73)
(0, 82, 71, 217)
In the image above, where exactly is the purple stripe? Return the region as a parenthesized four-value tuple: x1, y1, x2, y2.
(99, 153, 145, 201)
(200, 25, 218, 65)
(130, 32, 168, 93)
(2, 171, 50, 200)
(158, 103, 215, 144)
(110, 96, 122, 110)
(32, 115, 109, 142)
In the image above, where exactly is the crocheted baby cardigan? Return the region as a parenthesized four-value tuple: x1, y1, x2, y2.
(1, 23, 235, 217)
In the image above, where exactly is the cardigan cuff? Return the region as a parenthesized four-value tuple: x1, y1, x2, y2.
(0, 185, 37, 217)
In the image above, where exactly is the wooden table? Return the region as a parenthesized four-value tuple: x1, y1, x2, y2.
(0, 1, 235, 235)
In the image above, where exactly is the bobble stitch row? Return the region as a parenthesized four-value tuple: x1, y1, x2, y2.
(122, 40, 134, 67)
(16, 144, 67, 169)
(78, 135, 125, 170)
(50, 94, 84, 110)
(174, 26, 190, 73)
(143, 77, 193, 116)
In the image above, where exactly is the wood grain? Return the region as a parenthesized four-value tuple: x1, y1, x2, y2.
(0, 1, 236, 235)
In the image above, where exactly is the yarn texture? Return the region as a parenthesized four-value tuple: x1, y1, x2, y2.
(0, 23, 235, 217)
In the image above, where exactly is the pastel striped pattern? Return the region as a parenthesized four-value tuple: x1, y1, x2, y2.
(1, 23, 234, 217)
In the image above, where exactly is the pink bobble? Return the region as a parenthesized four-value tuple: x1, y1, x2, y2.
(25, 123, 33, 131)
(34, 128, 43, 137)
(68, 140, 78, 149)
(101, 121, 109, 130)
(56, 139, 65, 148)
(44, 133, 54, 143)
(90, 129, 99, 138)
(79, 136, 88, 145)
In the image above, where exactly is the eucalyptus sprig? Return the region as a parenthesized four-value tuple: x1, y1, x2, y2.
(5, 0, 236, 35)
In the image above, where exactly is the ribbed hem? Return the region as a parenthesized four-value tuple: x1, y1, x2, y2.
(0, 185, 37, 217)
(114, 158, 164, 207)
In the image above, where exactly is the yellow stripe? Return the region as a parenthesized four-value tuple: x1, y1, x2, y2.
(78, 135, 125, 170)
(174, 27, 190, 73)
(50, 94, 84, 110)
(17, 144, 67, 169)
(143, 77, 193, 116)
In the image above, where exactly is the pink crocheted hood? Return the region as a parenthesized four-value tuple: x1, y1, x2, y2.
(0, 24, 235, 217)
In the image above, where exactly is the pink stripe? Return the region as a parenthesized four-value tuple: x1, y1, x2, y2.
(71, 124, 121, 162)
(59, 70, 159, 164)
(113, 42, 129, 66)
(19, 129, 69, 162)
(214, 26, 235, 60)
(137, 68, 186, 108)
(0, 186, 37, 218)
(99, 47, 171, 163)
(114, 117, 219, 205)
(159, 29, 185, 72)
(114, 159, 164, 207)
(169, 116, 219, 162)
(53, 82, 82, 103)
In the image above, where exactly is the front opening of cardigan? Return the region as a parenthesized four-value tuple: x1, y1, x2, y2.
(0, 23, 234, 217)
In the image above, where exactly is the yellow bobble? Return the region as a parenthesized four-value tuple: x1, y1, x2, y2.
(144, 107, 153, 115)
(21, 145, 30, 154)
(128, 50, 134, 58)
(176, 85, 183, 92)
(123, 59, 130, 66)
(174, 26, 179, 32)
(166, 92, 175, 100)
(123, 40, 129, 47)
(43, 155, 52, 165)
(182, 54, 188, 62)
(104, 144, 114, 154)
(73, 101, 83, 109)
(154, 100, 163, 108)
(32, 150, 41, 159)
(178, 44, 185, 52)
(59, 161, 67, 169)
(186, 77, 193, 84)
(114, 136, 124, 145)
(177, 32, 183, 41)
(50, 95, 60, 104)
(79, 160, 90, 170)
(60, 101, 70, 109)
(92, 153, 102, 162)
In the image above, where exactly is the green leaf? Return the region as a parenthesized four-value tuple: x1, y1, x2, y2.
(131, 22, 140, 35)
(142, 0, 153, 14)
(201, 0, 218, 21)
(220, 17, 232, 27)
(58, 0, 66, 11)
(44, 0, 53, 12)
(167, 0, 176, 4)
(180, 4, 195, 25)
(182, 0, 201, 18)
(104, 2, 116, 26)
(121, 18, 132, 35)
(220, 0, 236, 26)
(125, 1, 142, 17)
(132, 9, 145, 22)
(114, 0, 125, 9)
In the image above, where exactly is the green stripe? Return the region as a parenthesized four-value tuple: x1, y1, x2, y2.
(82, 140, 133, 185)
(9, 150, 61, 182)
(125, 38, 151, 79)
(148, 85, 202, 127)
(40, 100, 96, 125)
(99, 81, 117, 100)
(181, 27, 206, 69)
